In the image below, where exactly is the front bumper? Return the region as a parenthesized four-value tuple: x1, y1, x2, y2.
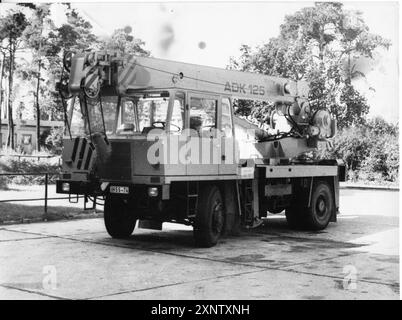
(56, 179, 102, 195)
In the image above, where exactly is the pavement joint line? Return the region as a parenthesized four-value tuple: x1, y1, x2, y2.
(276, 251, 363, 269)
(85, 269, 266, 300)
(0, 284, 70, 300)
(2, 227, 398, 288)
(273, 268, 399, 288)
(0, 236, 54, 243)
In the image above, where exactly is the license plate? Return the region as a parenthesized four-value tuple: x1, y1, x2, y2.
(110, 186, 129, 194)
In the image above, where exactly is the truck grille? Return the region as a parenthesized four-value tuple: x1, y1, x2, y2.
(102, 141, 132, 181)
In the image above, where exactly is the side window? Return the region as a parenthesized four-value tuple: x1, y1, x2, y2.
(221, 98, 233, 137)
(189, 97, 217, 137)
(119, 100, 137, 132)
(170, 92, 185, 132)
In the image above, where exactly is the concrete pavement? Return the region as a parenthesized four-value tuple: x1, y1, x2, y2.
(0, 189, 399, 299)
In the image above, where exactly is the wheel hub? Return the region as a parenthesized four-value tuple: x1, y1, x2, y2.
(316, 195, 327, 217)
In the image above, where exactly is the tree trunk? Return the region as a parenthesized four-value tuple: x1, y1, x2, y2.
(347, 50, 351, 85)
(36, 61, 41, 152)
(0, 52, 4, 145)
(6, 41, 15, 150)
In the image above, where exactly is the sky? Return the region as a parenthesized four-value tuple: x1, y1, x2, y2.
(3, 0, 400, 123)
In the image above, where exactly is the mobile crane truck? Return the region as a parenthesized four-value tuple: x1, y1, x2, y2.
(56, 51, 346, 247)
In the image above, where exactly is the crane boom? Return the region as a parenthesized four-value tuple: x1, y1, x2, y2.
(67, 51, 308, 104)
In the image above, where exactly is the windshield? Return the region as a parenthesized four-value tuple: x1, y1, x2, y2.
(87, 96, 118, 134)
(117, 93, 170, 134)
(66, 92, 171, 138)
(67, 96, 119, 138)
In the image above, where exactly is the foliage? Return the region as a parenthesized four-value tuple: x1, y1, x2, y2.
(0, 176, 7, 190)
(99, 25, 150, 56)
(327, 118, 398, 184)
(38, 126, 64, 155)
(55, 8, 98, 52)
(229, 2, 391, 128)
(330, 125, 373, 170)
(43, 126, 64, 154)
(0, 9, 29, 148)
(366, 116, 399, 136)
(338, 84, 370, 127)
(0, 12, 28, 42)
(20, 4, 62, 151)
(0, 152, 61, 185)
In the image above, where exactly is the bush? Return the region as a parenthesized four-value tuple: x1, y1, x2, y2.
(0, 150, 61, 185)
(327, 119, 399, 185)
(360, 133, 399, 182)
(0, 176, 8, 190)
(330, 125, 373, 170)
(43, 127, 64, 155)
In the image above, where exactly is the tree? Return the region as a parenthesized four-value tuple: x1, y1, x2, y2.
(0, 10, 29, 149)
(0, 41, 5, 135)
(100, 25, 150, 56)
(22, 3, 60, 151)
(230, 2, 391, 128)
(55, 7, 98, 53)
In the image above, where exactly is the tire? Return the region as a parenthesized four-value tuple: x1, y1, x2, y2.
(286, 180, 334, 231)
(193, 185, 225, 247)
(305, 181, 334, 230)
(104, 195, 137, 238)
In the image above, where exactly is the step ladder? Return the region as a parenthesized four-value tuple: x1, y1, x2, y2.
(242, 180, 254, 225)
(186, 181, 199, 218)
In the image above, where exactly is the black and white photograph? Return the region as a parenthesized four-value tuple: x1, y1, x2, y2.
(0, 0, 399, 304)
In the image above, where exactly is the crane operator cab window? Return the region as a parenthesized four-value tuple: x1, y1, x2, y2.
(116, 91, 172, 135)
(189, 97, 217, 137)
(169, 92, 185, 133)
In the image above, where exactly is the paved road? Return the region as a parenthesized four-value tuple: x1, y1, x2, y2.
(0, 189, 399, 299)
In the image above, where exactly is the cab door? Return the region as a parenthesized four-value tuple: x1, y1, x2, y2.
(186, 93, 220, 176)
(219, 97, 238, 175)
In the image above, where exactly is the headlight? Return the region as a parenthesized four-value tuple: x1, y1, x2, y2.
(148, 187, 158, 197)
(62, 182, 70, 192)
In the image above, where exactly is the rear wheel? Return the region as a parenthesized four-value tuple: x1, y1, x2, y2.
(193, 185, 225, 247)
(104, 195, 137, 238)
(286, 180, 334, 230)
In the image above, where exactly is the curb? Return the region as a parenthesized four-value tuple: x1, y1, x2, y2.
(0, 212, 104, 226)
(340, 183, 399, 191)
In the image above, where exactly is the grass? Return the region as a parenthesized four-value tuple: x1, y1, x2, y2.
(0, 183, 104, 224)
(0, 202, 103, 224)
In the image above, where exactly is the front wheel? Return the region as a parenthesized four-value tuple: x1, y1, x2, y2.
(193, 185, 225, 247)
(104, 195, 137, 238)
